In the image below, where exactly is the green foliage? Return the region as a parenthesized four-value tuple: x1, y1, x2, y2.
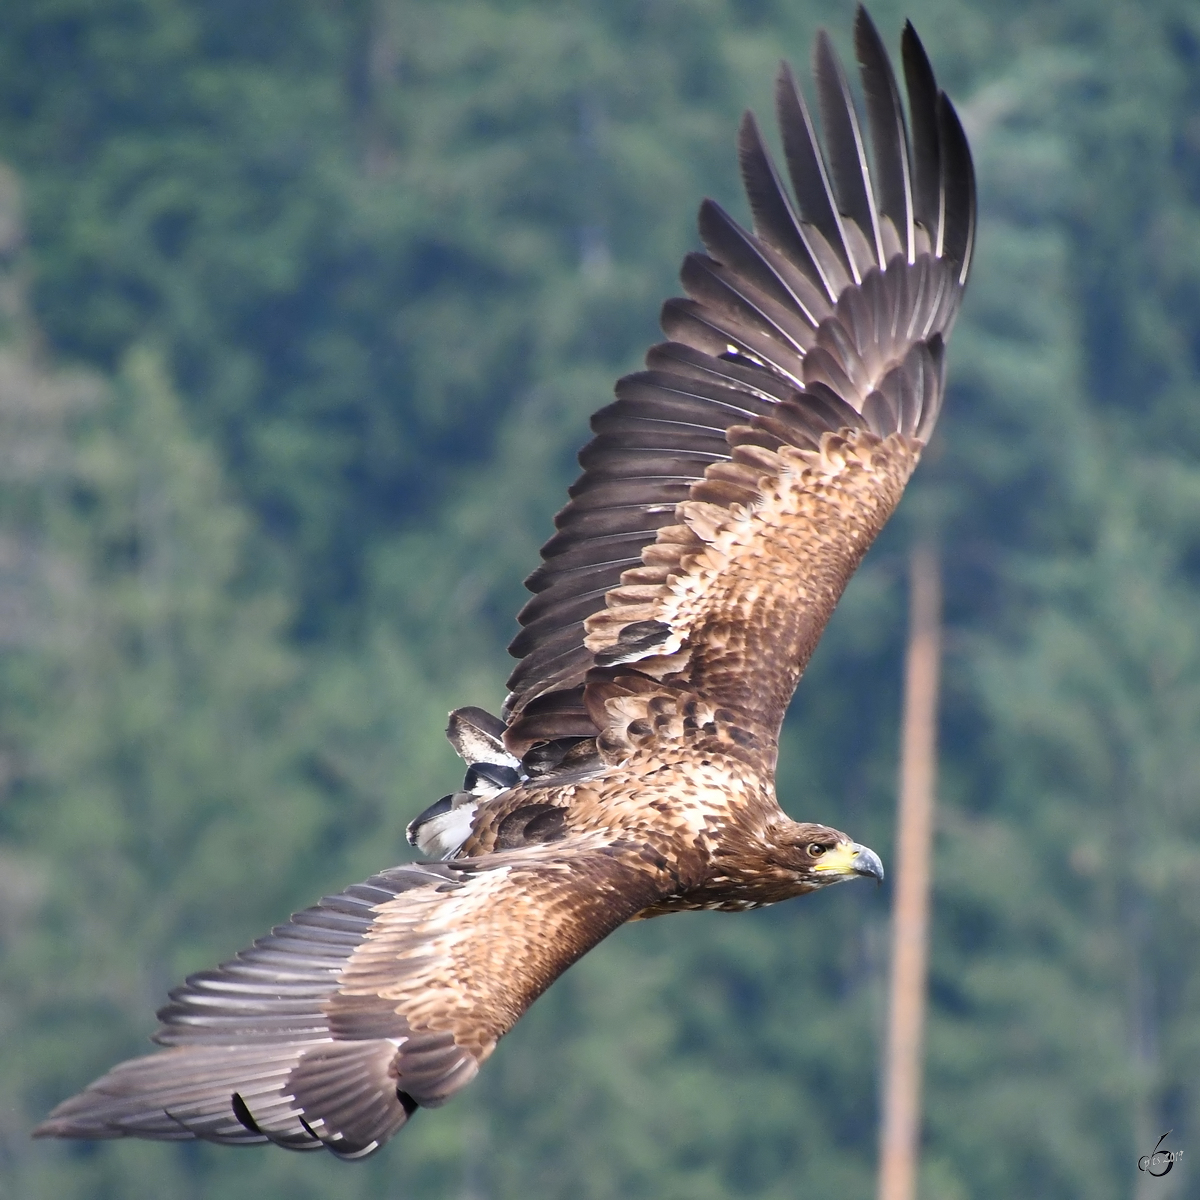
(1, 1, 1200, 1198)
(0, 0, 835, 631)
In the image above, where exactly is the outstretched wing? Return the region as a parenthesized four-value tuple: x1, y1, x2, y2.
(34, 842, 667, 1159)
(504, 11, 973, 768)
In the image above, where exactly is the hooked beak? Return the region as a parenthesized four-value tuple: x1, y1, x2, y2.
(813, 841, 885, 886)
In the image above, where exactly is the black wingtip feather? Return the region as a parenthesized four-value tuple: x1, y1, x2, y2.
(774, 62, 856, 295)
(812, 27, 884, 271)
(854, 6, 914, 262)
(736, 109, 824, 292)
(936, 93, 976, 285)
(900, 21, 941, 248)
(231, 1091, 264, 1135)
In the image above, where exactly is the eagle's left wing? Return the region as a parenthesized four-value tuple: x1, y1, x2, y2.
(34, 841, 669, 1159)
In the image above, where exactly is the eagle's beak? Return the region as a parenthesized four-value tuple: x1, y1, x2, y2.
(813, 841, 885, 885)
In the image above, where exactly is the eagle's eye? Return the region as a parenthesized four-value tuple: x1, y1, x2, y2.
(807, 843, 829, 858)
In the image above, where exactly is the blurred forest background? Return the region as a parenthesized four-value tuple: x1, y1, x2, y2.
(0, 0, 1198, 1197)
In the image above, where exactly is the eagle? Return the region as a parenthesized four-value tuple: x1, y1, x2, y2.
(35, 6, 974, 1161)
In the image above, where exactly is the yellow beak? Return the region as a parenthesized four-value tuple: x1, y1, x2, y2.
(812, 841, 885, 884)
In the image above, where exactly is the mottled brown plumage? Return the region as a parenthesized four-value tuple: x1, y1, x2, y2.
(35, 8, 974, 1161)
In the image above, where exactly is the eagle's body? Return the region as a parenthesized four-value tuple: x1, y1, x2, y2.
(36, 8, 975, 1162)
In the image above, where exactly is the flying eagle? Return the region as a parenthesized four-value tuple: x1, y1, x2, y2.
(36, 7, 974, 1160)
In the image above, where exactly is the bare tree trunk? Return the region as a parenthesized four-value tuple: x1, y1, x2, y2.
(877, 544, 942, 1200)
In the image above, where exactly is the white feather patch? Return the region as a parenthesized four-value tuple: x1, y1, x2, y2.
(413, 801, 478, 860)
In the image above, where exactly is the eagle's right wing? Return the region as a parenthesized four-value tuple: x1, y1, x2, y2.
(34, 840, 669, 1159)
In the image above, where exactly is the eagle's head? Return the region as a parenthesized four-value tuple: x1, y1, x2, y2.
(773, 821, 884, 891)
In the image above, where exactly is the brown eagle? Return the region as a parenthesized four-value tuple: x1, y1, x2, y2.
(36, 7, 974, 1160)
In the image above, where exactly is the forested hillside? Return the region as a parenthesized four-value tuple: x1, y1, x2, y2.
(1, 1, 1198, 1198)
